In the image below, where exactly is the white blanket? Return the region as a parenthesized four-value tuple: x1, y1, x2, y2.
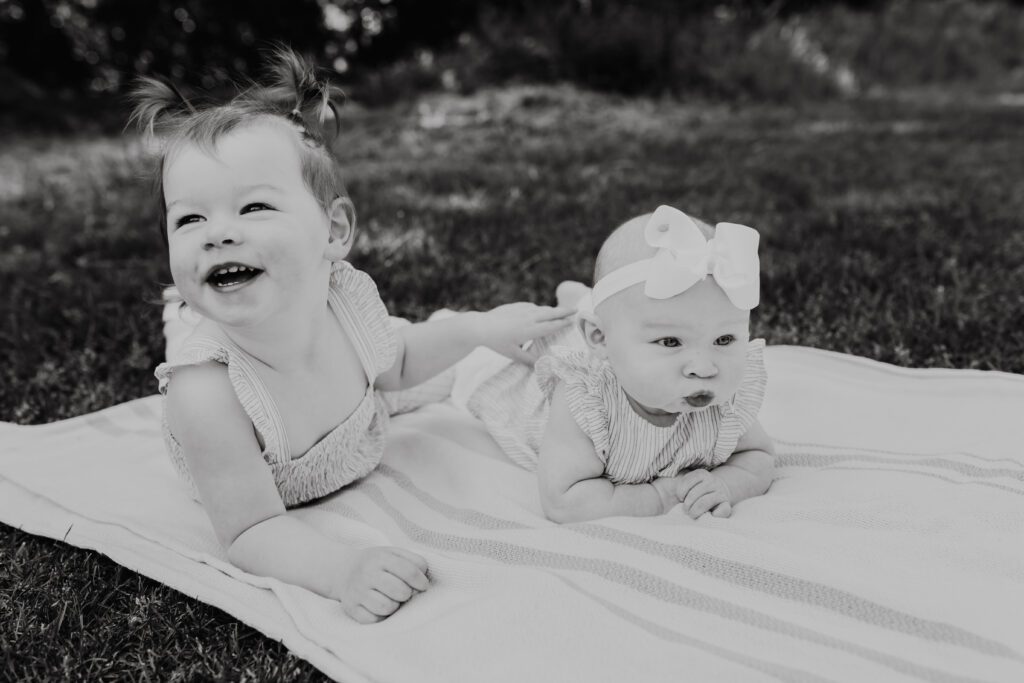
(1, 345, 1022, 682)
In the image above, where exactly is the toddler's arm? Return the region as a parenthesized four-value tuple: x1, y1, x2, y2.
(375, 302, 574, 391)
(673, 420, 775, 519)
(537, 385, 677, 522)
(166, 364, 428, 624)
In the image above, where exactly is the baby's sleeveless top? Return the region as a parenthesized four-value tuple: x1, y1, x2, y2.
(469, 336, 767, 484)
(154, 262, 397, 507)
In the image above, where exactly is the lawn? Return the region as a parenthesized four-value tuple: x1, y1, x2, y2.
(1, 84, 1022, 679)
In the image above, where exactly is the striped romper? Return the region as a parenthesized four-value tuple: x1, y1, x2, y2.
(468, 333, 767, 485)
(155, 262, 399, 507)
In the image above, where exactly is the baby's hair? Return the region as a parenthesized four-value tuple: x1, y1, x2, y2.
(593, 211, 715, 284)
(129, 45, 352, 246)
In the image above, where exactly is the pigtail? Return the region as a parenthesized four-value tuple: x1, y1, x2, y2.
(260, 44, 344, 143)
(127, 76, 198, 139)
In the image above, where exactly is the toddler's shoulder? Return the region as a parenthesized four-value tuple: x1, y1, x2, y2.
(163, 361, 233, 409)
(163, 361, 250, 442)
(155, 323, 232, 392)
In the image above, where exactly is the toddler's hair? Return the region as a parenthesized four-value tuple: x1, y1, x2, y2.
(593, 211, 715, 284)
(129, 45, 351, 246)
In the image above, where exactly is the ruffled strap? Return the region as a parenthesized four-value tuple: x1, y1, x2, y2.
(713, 338, 768, 462)
(535, 348, 615, 461)
(155, 332, 229, 394)
(154, 328, 291, 464)
(329, 262, 398, 382)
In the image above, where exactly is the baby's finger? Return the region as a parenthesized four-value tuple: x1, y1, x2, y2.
(679, 481, 712, 507)
(363, 589, 401, 618)
(673, 469, 709, 498)
(375, 572, 415, 603)
(686, 490, 723, 519)
(711, 501, 732, 518)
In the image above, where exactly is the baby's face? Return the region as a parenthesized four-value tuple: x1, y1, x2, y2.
(162, 122, 333, 328)
(595, 278, 751, 419)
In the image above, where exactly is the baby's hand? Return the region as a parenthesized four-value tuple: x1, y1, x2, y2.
(335, 546, 429, 624)
(674, 469, 733, 519)
(476, 302, 575, 365)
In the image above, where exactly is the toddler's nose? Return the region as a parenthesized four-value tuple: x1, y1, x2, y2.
(203, 221, 240, 250)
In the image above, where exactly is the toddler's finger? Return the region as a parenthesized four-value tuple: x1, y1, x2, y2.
(363, 589, 401, 617)
(539, 305, 577, 320)
(383, 554, 430, 592)
(388, 547, 429, 572)
(531, 318, 574, 336)
(347, 604, 382, 625)
(507, 346, 540, 367)
(711, 502, 732, 518)
(375, 572, 415, 603)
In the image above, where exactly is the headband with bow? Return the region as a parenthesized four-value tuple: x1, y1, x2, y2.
(588, 205, 760, 311)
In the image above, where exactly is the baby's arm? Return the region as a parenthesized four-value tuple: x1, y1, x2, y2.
(537, 385, 677, 523)
(166, 364, 428, 624)
(674, 419, 775, 519)
(375, 302, 573, 391)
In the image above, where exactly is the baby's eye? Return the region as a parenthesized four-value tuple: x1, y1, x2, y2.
(241, 202, 273, 214)
(655, 337, 681, 348)
(174, 214, 203, 228)
(714, 334, 736, 346)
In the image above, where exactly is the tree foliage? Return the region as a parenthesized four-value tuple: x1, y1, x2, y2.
(0, 0, 884, 91)
(1, 0, 1020, 106)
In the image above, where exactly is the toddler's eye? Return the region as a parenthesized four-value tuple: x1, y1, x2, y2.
(241, 202, 273, 214)
(714, 335, 736, 346)
(656, 337, 681, 348)
(174, 214, 203, 228)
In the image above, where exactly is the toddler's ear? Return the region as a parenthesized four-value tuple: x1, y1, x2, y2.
(578, 310, 608, 358)
(324, 196, 356, 261)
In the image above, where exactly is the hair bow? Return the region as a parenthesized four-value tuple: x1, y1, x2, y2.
(590, 205, 760, 310)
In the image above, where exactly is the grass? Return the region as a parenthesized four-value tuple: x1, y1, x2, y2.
(2, 83, 1023, 679)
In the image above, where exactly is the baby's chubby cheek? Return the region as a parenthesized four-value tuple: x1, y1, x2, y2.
(719, 357, 748, 398)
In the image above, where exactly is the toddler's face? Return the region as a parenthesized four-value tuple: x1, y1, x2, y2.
(595, 278, 750, 419)
(162, 122, 334, 328)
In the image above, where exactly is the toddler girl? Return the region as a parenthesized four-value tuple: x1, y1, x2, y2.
(468, 205, 775, 522)
(133, 48, 571, 623)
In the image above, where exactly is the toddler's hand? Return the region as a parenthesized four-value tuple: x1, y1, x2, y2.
(477, 302, 575, 366)
(674, 469, 732, 519)
(335, 546, 429, 624)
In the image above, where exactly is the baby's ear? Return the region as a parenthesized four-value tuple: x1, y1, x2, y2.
(324, 196, 356, 261)
(578, 310, 608, 358)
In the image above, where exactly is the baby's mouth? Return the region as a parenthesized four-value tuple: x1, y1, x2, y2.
(205, 263, 263, 288)
(684, 391, 715, 408)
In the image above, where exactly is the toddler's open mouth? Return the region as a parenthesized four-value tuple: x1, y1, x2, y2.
(205, 263, 263, 288)
(684, 391, 715, 408)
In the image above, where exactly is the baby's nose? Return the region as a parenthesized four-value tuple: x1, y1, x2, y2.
(682, 355, 717, 379)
